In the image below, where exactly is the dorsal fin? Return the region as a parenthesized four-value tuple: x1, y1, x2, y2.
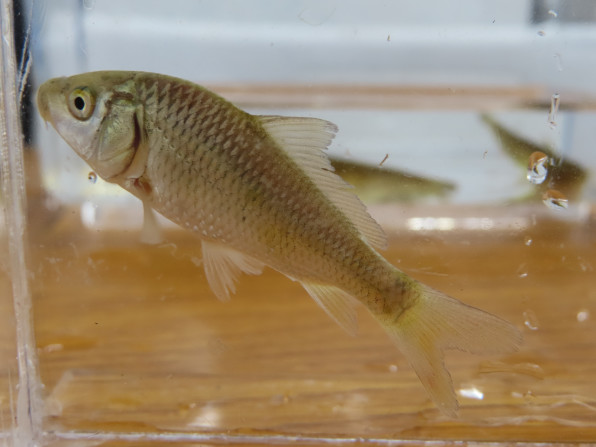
(258, 115, 387, 250)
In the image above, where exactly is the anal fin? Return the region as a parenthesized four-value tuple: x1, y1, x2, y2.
(202, 240, 265, 301)
(300, 282, 359, 336)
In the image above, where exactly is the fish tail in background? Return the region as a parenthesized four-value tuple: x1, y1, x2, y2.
(379, 283, 522, 417)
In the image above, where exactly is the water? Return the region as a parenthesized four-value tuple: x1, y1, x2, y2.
(3, 1, 596, 445)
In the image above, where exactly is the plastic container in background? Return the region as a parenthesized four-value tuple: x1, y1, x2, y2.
(2, 0, 596, 445)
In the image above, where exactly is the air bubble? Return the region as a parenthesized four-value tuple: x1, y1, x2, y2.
(542, 189, 568, 211)
(548, 9, 558, 18)
(524, 236, 533, 246)
(88, 171, 97, 184)
(577, 309, 590, 322)
(527, 151, 549, 184)
(523, 310, 539, 330)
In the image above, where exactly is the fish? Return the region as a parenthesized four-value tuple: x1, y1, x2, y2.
(329, 157, 455, 204)
(37, 71, 522, 416)
(481, 114, 587, 202)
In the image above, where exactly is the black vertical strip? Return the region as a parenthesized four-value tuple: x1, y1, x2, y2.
(12, 0, 33, 146)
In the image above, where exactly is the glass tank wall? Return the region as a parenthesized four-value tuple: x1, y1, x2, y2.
(1, 0, 596, 445)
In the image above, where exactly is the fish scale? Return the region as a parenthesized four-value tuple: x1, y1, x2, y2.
(38, 71, 522, 416)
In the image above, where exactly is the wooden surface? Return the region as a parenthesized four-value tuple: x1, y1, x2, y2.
(1, 197, 594, 445)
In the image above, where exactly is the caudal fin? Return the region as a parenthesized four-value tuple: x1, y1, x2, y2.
(381, 283, 522, 417)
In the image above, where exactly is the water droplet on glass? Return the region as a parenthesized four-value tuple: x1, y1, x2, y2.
(524, 236, 533, 246)
(577, 309, 590, 322)
(523, 310, 539, 330)
(517, 263, 529, 278)
(542, 189, 568, 211)
(548, 93, 560, 129)
(527, 151, 549, 184)
(88, 171, 97, 184)
(577, 256, 593, 272)
(548, 9, 558, 18)
(554, 53, 563, 71)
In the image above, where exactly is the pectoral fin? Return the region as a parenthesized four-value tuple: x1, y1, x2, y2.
(140, 200, 163, 244)
(201, 240, 265, 301)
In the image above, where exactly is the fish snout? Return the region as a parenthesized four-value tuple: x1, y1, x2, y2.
(37, 78, 67, 123)
(36, 84, 52, 123)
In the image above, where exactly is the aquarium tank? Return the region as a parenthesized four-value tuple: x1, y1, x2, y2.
(1, 0, 596, 445)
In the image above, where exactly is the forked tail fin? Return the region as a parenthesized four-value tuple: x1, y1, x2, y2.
(381, 283, 522, 417)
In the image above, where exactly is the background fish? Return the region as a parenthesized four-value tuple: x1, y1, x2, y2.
(330, 157, 455, 204)
(482, 114, 588, 202)
(37, 71, 521, 416)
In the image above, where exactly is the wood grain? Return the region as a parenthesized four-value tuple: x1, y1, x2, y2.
(205, 84, 548, 111)
(1, 200, 590, 445)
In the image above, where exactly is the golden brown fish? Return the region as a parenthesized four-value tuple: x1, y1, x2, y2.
(330, 157, 455, 204)
(37, 71, 521, 416)
(481, 114, 587, 201)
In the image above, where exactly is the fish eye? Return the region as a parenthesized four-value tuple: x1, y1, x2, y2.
(67, 87, 95, 120)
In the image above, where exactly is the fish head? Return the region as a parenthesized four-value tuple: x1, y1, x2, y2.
(37, 72, 143, 181)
